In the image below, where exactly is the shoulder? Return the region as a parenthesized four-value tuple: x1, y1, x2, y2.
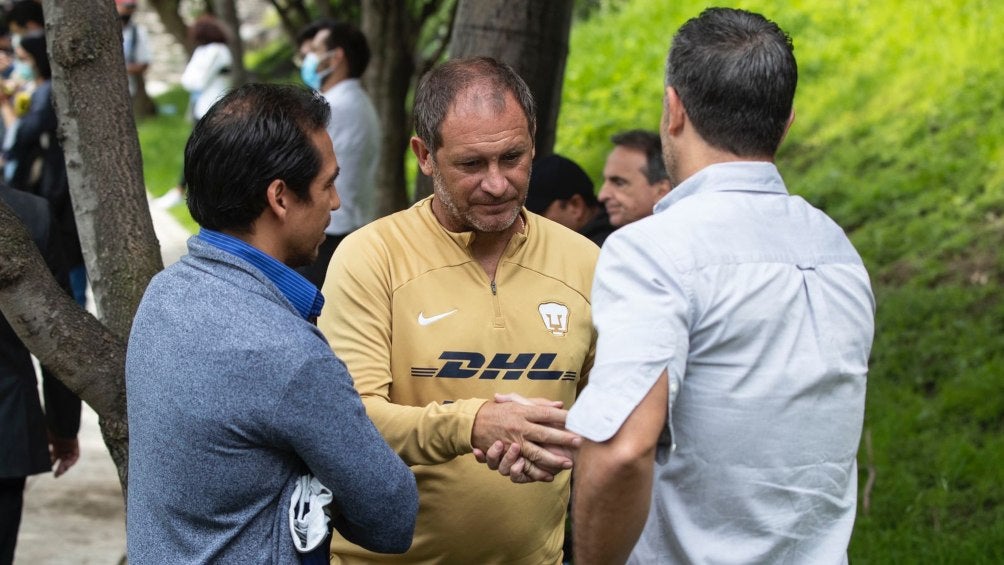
(0, 187, 50, 246)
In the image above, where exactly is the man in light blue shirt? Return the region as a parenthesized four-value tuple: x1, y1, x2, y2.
(568, 8, 875, 564)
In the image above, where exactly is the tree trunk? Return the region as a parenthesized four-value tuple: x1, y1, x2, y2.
(270, 0, 313, 45)
(361, 0, 416, 216)
(131, 72, 159, 119)
(449, 0, 574, 157)
(147, 0, 194, 56)
(39, 0, 167, 491)
(362, 0, 457, 209)
(213, 0, 249, 86)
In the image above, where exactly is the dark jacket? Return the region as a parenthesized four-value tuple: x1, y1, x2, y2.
(0, 183, 80, 479)
(7, 80, 83, 267)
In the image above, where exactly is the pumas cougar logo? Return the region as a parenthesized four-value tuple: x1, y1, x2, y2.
(538, 302, 569, 336)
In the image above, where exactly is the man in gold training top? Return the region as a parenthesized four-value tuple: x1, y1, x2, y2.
(318, 57, 600, 564)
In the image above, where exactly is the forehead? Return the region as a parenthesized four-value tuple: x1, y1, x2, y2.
(438, 88, 531, 151)
(310, 29, 331, 51)
(606, 145, 647, 171)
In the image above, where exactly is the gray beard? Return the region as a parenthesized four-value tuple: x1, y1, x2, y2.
(432, 167, 520, 233)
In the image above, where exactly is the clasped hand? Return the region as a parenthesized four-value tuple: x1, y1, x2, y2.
(471, 392, 580, 484)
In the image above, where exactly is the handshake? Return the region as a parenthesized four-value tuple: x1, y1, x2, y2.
(470, 392, 581, 484)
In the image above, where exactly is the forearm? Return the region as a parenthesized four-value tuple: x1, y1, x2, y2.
(363, 395, 486, 466)
(573, 440, 655, 564)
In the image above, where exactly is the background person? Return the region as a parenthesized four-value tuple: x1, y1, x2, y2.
(568, 8, 875, 564)
(525, 153, 615, 246)
(0, 180, 79, 565)
(297, 21, 380, 290)
(156, 13, 234, 209)
(0, 33, 87, 308)
(597, 129, 670, 227)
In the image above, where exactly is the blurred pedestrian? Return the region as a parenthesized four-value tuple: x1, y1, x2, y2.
(156, 14, 233, 209)
(525, 153, 615, 246)
(597, 129, 670, 227)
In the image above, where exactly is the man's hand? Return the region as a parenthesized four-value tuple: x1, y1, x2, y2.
(48, 433, 80, 478)
(471, 393, 581, 483)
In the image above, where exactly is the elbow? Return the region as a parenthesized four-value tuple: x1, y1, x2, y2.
(372, 474, 419, 554)
(338, 468, 419, 554)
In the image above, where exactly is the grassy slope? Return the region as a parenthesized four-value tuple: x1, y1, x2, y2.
(557, 0, 1004, 561)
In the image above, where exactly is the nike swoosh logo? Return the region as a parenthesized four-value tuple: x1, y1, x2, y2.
(417, 309, 458, 326)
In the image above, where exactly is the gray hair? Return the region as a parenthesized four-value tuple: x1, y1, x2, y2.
(413, 57, 536, 154)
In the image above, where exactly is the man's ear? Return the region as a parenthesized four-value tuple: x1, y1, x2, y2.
(654, 178, 672, 198)
(265, 179, 290, 220)
(411, 136, 435, 176)
(664, 86, 686, 135)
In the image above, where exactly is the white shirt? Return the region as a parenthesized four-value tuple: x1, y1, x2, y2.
(568, 161, 875, 564)
(180, 43, 233, 121)
(321, 79, 381, 235)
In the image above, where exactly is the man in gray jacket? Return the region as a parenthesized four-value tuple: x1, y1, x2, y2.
(126, 83, 417, 564)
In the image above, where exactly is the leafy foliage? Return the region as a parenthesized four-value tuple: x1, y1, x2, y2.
(557, 0, 1004, 559)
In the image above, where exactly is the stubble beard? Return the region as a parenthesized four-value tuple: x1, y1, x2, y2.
(432, 167, 520, 233)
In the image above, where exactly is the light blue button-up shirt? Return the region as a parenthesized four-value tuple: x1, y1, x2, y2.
(568, 161, 875, 564)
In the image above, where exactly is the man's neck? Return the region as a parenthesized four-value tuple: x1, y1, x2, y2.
(321, 71, 350, 93)
(470, 214, 523, 281)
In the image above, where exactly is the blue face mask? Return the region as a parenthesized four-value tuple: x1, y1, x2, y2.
(12, 59, 34, 82)
(299, 52, 334, 91)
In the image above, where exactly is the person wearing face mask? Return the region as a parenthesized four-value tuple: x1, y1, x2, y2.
(295, 21, 381, 290)
(0, 34, 87, 310)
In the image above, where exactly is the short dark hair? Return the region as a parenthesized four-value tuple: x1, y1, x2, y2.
(525, 153, 597, 214)
(18, 34, 49, 80)
(665, 7, 797, 157)
(317, 21, 370, 78)
(413, 57, 536, 154)
(611, 130, 668, 185)
(295, 20, 328, 47)
(184, 83, 331, 233)
(8, 1, 43, 28)
(189, 14, 229, 47)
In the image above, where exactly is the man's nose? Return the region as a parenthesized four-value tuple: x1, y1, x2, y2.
(597, 182, 612, 203)
(330, 185, 341, 211)
(481, 163, 508, 196)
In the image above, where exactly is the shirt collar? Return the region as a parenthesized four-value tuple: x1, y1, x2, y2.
(197, 229, 324, 320)
(654, 161, 788, 214)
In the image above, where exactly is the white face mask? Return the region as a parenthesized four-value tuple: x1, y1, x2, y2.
(11, 34, 22, 50)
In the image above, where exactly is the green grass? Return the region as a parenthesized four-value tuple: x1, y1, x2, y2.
(557, 0, 1004, 560)
(136, 87, 197, 232)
